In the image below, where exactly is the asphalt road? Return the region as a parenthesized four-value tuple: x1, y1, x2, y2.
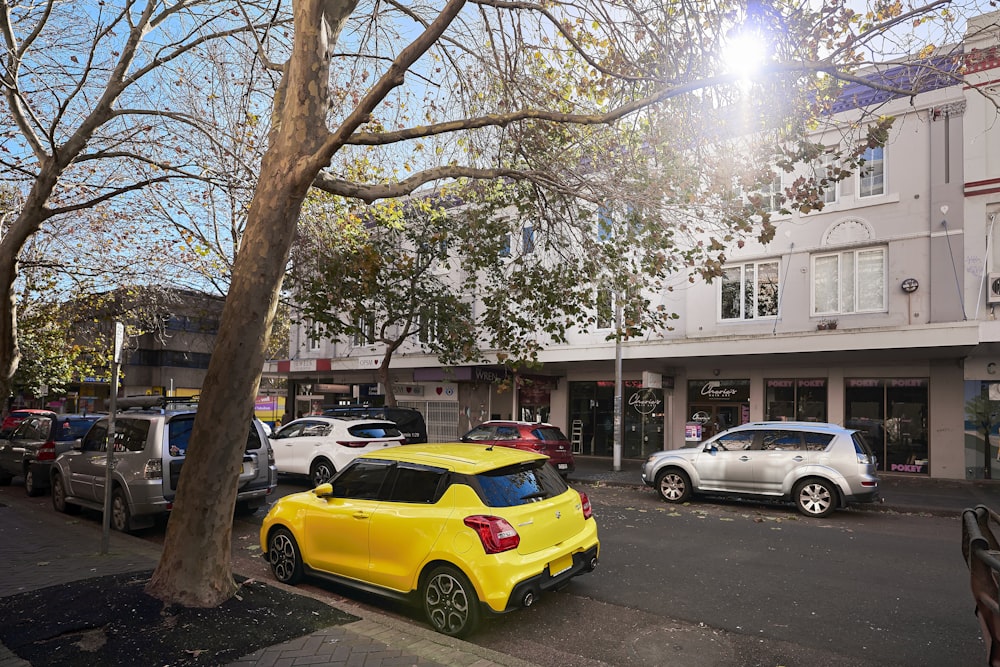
(103, 475, 985, 666)
(229, 478, 983, 667)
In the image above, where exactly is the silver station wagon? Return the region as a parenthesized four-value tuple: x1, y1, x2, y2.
(641, 421, 880, 518)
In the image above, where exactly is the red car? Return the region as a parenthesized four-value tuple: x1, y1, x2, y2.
(460, 420, 575, 477)
(0, 409, 52, 439)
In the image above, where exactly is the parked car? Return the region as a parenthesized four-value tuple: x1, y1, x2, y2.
(322, 405, 428, 444)
(0, 412, 101, 496)
(50, 396, 277, 531)
(270, 416, 406, 486)
(260, 442, 600, 637)
(641, 421, 881, 518)
(0, 408, 53, 439)
(460, 420, 575, 477)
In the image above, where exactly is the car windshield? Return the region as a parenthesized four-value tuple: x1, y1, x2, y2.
(475, 461, 568, 507)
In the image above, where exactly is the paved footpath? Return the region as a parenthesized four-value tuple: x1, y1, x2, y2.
(0, 488, 538, 667)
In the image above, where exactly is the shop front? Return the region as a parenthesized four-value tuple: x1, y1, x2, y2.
(568, 381, 664, 459)
(685, 379, 751, 441)
(845, 378, 928, 475)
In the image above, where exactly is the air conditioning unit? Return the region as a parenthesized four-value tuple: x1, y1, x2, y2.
(989, 273, 1000, 304)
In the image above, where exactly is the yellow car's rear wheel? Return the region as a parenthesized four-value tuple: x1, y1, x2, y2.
(423, 565, 480, 638)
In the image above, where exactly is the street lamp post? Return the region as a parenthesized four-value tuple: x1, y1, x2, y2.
(613, 294, 623, 472)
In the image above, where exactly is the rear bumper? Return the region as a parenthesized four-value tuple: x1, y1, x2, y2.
(500, 544, 599, 613)
(844, 487, 881, 505)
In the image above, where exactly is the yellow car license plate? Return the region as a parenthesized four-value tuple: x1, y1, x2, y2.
(549, 553, 573, 577)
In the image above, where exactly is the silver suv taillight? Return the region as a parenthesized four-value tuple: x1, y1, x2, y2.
(144, 458, 162, 479)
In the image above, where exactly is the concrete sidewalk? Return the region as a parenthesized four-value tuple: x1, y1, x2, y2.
(0, 488, 537, 667)
(2, 459, 998, 667)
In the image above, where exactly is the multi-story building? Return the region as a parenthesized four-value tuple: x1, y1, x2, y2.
(271, 11, 1000, 480)
(45, 289, 224, 413)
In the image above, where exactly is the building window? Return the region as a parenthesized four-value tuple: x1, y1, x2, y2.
(597, 204, 613, 241)
(817, 153, 838, 205)
(596, 288, 613, 329)
(858, 146, 885, 197)
(760, 173, 782, 212)
(719, 261, 779, 320)
(419, 306, 440, 345)
(499, 233, 511, 258)
(308, 321, 322, 351)
(765, 379, 827, 422)
(522, 225, 535, 254)
(812, 247, 886, 315)
(352, 316, 375, 345)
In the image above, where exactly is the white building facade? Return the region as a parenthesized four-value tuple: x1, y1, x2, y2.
(272, 12, 1000, 480)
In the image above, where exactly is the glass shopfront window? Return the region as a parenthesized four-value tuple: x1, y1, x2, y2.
(766, 379, 827, 422)
(568, 381, 664, 458)
(686, 379, 751, 441)
(845, 378, 928, 474)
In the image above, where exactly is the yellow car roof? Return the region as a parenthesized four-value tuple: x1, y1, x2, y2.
(358, 442, 547, 473)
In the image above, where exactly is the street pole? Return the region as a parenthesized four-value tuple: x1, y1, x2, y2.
(613, 295, 623, 472)
(101, 321, 124, 555)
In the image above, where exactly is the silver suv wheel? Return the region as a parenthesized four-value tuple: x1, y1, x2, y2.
(794, 479, 836, 518)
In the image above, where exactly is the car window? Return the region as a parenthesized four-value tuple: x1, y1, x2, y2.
(475, 461, 567, 507)
(805, 432, 835, 451)
(851, 432, 875, 457)
(14, 416, 51, 441)
(347, 423, 402, 439)
(302, 422, 332, 437)
(332, 460, 391, 500)
(759, 430, 803, 451)
(463, 426, 494, 441)
(112, 419, 151, 453)
(274, 422, 307, 438)
(166, 415, 262, 456)
(82, 422, 108, 452)
(168, 417, 194, 456)
(55, 418, 96, 441)
(386, 464, 445, 503)
(494, 426, 520, 441)
(711, 431, 755, 451)
(533, 427, 569, 441)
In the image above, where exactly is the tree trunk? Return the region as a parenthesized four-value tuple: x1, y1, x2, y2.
(145, 149, 314, 606)
(145, 0, 358, 606)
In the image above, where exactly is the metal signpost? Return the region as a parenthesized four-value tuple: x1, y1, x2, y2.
(100, 322, 124, 555)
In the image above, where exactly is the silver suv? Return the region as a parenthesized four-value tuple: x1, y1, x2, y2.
(50, 397, 277, 531)
(641, 421, 880, 517)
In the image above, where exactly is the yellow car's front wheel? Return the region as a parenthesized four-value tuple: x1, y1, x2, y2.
(268, 527, 304, 584)
(423, 565, 480, 638)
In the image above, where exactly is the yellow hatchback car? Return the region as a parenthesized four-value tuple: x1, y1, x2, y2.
(260, 442, 600, 637)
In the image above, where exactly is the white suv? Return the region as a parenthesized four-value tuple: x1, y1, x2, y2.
(51, 397, 277, 531)
(270, 416, 406, 485)
(641, 421, 880, 517)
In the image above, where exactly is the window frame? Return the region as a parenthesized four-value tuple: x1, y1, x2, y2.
(718, 260, 780, 321)
(816, 153, 839, 205)
(858, 146, 886, 198)
(811, 246, 887, 316)
(522, 225, 535, 254)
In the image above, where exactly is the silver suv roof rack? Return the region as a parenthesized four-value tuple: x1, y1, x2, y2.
(116, 395, 200, 412)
